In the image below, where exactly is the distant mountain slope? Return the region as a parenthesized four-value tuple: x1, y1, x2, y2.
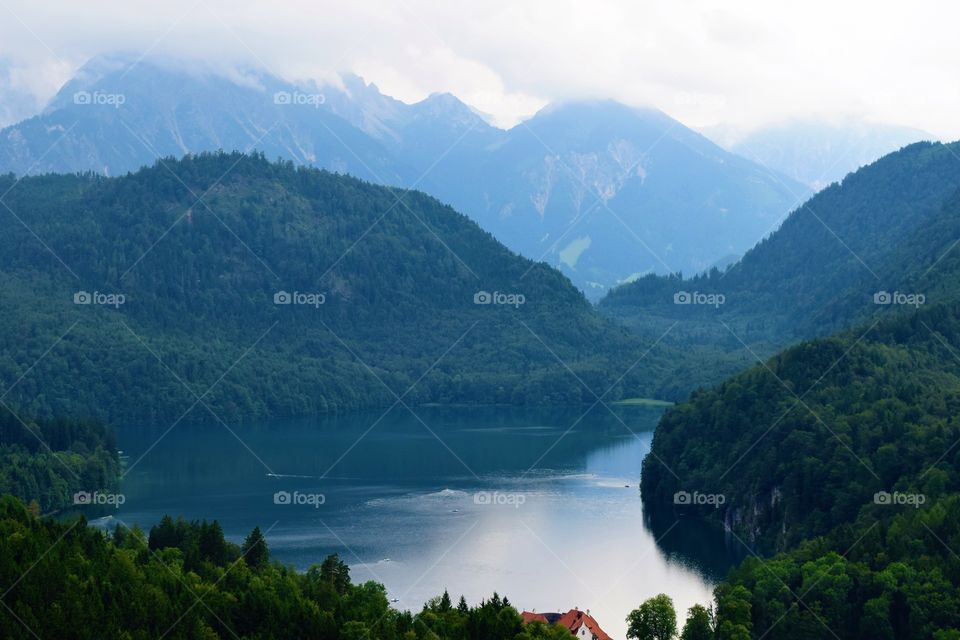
(0, 152, 663, 422)
(600, 141, 960, 383)
(708, 118, 935, 190)
(418, 100, 808, 298)
(0, 55, 806, 297)
(0, 56, 404, 183)
(0, 59, 45, 128)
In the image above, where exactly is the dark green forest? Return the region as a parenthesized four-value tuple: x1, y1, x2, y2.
(641, 302, 960, 637)
(0, 496, 576, 640)
(0, 407, 118, 513)
(6, 143, 960, 639)
(600, 141, 960, 394)
(0, 152, 678, 422)
(712, 497, 960, 639)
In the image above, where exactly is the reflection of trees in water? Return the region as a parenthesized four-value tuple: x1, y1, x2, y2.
(643, 503, 748, 583)
(118, 405, 666, 493)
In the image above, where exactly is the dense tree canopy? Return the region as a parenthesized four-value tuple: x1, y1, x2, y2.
(627, 594, 677, 640)
(0, 407, 118, 512)
(0, 496, 578, 640)
(643, 302, 960, 637)
(0, 152, 676, 423)
(680, 604, 713, 640)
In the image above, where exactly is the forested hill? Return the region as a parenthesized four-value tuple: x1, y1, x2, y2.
(642, 303, 960, 637)
(0, 408, 119, 513)
(600, 141, 960, 352)
(0, 496, 569, 640)
(0, 152, 662, 422)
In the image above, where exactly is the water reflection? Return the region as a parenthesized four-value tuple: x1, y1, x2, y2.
(643, 504, 748, 582)
(110, 404, 741, 639)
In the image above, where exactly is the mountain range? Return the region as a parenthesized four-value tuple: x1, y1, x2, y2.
(706, 118, 935, 190)
(3, 46, 960, 640)
(0, 54, 806, 297)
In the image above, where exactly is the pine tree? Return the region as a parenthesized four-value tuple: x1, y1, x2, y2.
(242, 525, 269, 569)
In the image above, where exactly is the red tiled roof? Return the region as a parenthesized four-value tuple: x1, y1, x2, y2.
(521, 609, 612, 640)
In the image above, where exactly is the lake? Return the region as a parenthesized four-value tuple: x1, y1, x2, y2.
(109, 404, 742, 639)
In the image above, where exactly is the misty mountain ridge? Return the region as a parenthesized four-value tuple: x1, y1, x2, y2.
(705, 117, 936, 190)
(0, 53, 805, 296)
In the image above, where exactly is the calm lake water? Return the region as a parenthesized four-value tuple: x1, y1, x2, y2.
(108, 405, 742, 640)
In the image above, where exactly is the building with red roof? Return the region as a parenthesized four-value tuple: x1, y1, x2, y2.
(520, 608, 613, 640)
(521, 611, 550, 624)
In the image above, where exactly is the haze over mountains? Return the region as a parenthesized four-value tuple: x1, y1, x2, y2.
(5, 3, 960, 637)
(706, 118, 935, 190)
(0, 54, 809, 297)
(2, 55, 944, 403)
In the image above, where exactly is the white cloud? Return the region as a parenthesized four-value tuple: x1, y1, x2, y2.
(0, 0, 956, 137)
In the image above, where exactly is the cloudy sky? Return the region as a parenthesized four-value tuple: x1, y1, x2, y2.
(0, 0, 958, 137)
